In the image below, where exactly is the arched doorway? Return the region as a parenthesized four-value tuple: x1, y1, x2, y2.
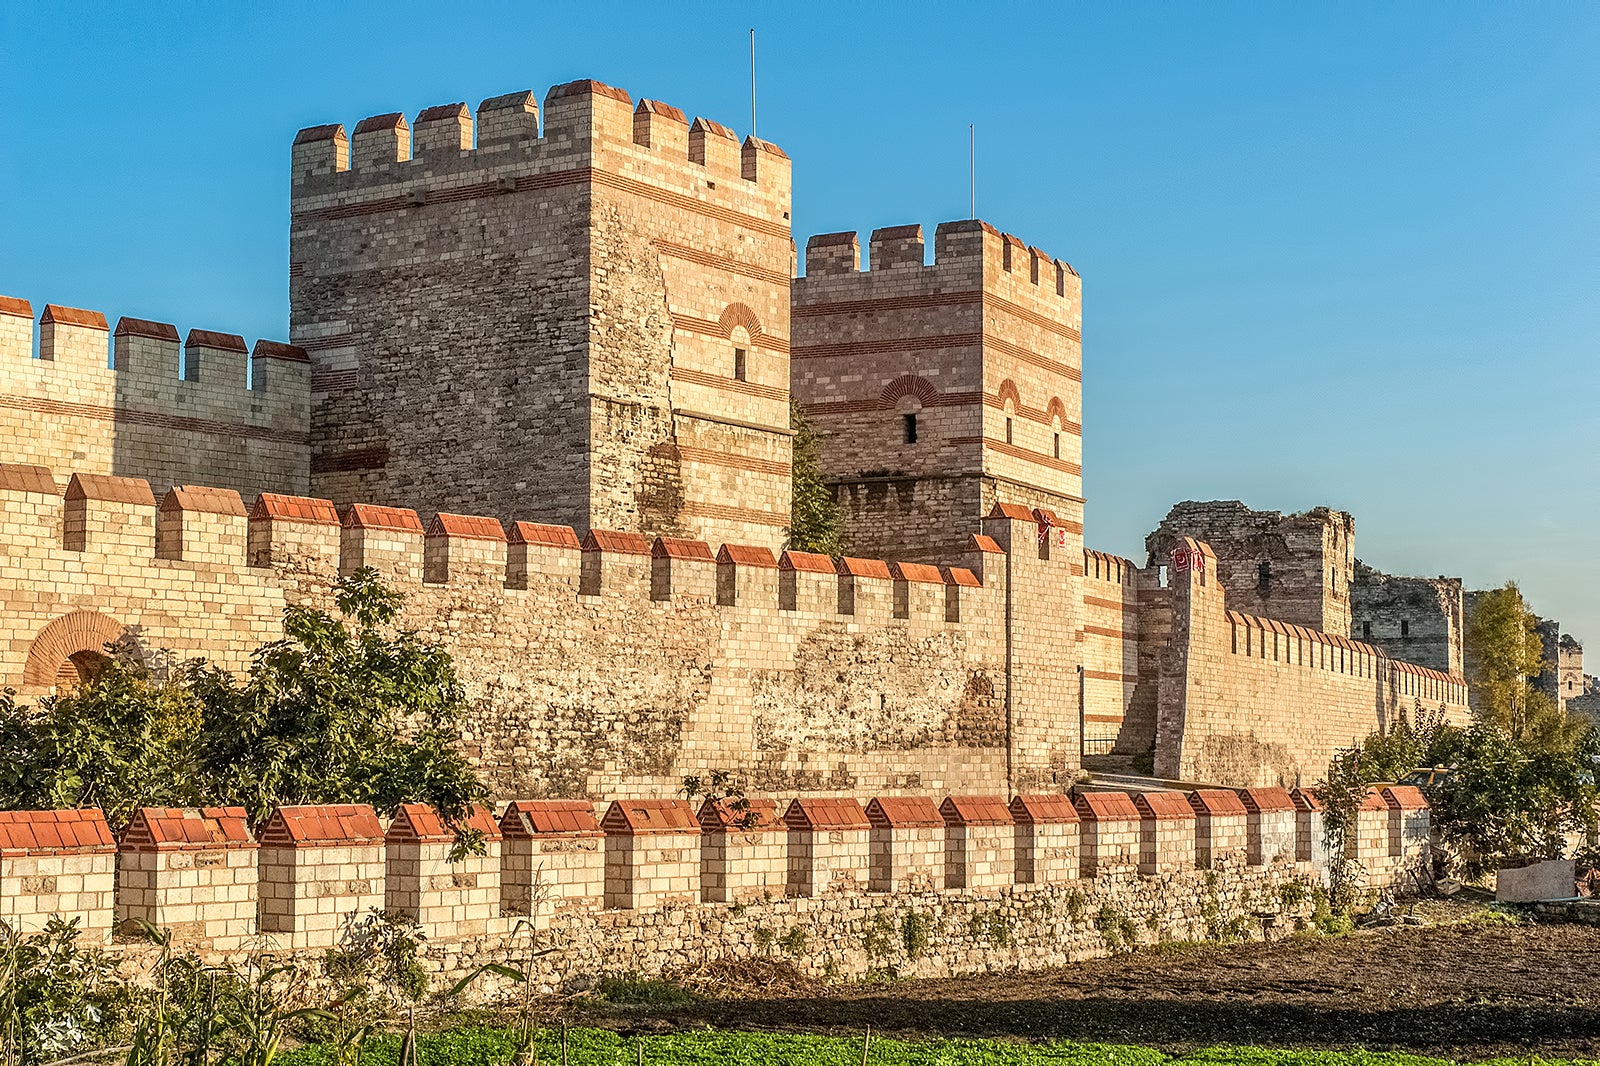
(21, 611, 130, 695)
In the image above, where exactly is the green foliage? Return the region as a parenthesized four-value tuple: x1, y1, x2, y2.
(1424, 722, 1600, 875)
(590, 976, 698, 1009)
(1466, 584, 1577, 748)
(862, 911, 897, 959)
(195, 570, 488, 849)
(1064, 889, 1087, 924)
(681, 769, 759, 830)
(786, 402, 844, 555)
(323, 910, 430, 1008)
(1094, 905, 1130, 952)
(777, 926, 808, 957)
(968, 910, 1013, 947)
(899, 911, 932, 960)
(752, 927, 775, 954)
(1277, 880, 1309, 908)
(0, 917, 126, 1066)
(0, 659, 203, 832)
(1, 571, 488, 852)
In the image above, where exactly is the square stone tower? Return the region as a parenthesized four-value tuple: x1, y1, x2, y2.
(790, 221, 1082, 563)
(289, 81, 793, 547)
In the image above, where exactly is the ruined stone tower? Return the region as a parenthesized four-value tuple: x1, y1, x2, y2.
(790, 222, 1083, 564)
(289, 81, 794, 547)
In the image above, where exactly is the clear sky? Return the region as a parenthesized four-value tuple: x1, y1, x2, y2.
(2, 3, 1596, 645)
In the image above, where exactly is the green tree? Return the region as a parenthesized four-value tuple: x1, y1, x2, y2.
(0, 659, 203, 830)
(786, 402, 844, 556)
(1468, 582, 1583, 751)
(193, 570, 488, 846)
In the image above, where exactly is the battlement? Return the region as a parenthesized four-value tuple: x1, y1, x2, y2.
(0, 297, 310, 504)
(290, 79, 789, 216)
(1223, 608, 1465, 703)
(1084, 549, 1138, 585)
(799, 220, 1078, 299)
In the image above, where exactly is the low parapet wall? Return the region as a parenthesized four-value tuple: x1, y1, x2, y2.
(0, 787, 1426, 984)
(0, 300, 309, 505)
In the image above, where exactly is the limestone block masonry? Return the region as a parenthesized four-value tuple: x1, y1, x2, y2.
(0, 788, 1428, 988)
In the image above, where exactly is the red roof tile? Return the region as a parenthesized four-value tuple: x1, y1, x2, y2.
(691, 116, 738, 140)
(548, 79, 632, 105)
(940, 795, 1014, 827)
(1188, 789, 1247, 817)
(160, 485, 247, 516)
(426, 512, 507, 541)
(987, 502, 1036, 522)
(942, 566, 981, 588)
(1010, 794, 1080, 824)
(0, 463, 57, 495)
(252, 340, 310, 363)
(582, 529, 651, 555)
(257, 804, 384, 847)
(417, 102, 469, 122)
(121, 807, 255, 851)
(600, 799, 700, 835)
(968, 534, 1004, 554)
(0, 809, 114, 856)
(186, 329, 247, 353)
(1290, 788, 1324, 813)
(114, 317, 179, 342)
(1135, 791, 1197, 821)
(1359, 789, 1390, 812)
(1238, 787, 1296, 813)
(836, 556, 892, 579)
(652, 537, 715, 561)
(697, 797, 783, 832)
(499, 800, 603, 838)
(865, 796, 944, 828)
(507, 521, 581, 549)
(890, 561, 945, 585)
(386, 803, 501, 844)
(354, 112, 408, 133)
(0, 295, 31, 319)
(1074, 790, 1140, 822)
(342, 503, 423, 533)
(784, 797, 869, 831)
(1381, 785, 1428, 811)
(65, 472, 155, 507)
(42, 304, 108, 330)
(780, 550, 836, 574)
(249, 492, 339, 524)
(717, 543, 778, 568)
(636, 98, 689, 123)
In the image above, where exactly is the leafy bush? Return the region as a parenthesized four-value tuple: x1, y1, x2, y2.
(0, 918, 126, 1066)
(899, 911, 933, 960)
(592, 976, 699, 1008)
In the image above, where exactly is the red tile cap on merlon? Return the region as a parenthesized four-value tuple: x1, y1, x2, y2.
(257, 804, 384, 847)
(652, 537, 715, 562)
(940, 795, 1014, 827)
(1238, 787, 1296, 813)
(865, 795, 943, 829)
(1010, 794, 1079, 824)
(1135, 791, 1197, 821)
(120, 807, 254, 851)
(114, 317, 180, 342)
(1289, 788, 1324, 813)
(600, 799, 700, 835)
(780, 550, 836, 574)
(386, 803, 501, 845)
(1381, 785, 1428, 810)
(891, 561, 945, 585)
(342, 503, 424, 533)
(717, 543, 778, 568)
(508, 521, 581, 549)
(65, 472, 155, 507)
(41, 304, 108, 330)
(784, 796, 869, 831)
(698, 797, 783, 832)
(0, 463, 57, 495)
(161, 485, 247, 517)
(427, 513, 507, 542)
(253, 340, 310, 363)
(186, 329, 247, 353)
(1074, 790, 1140, 822)
(582, 529, 651, 555)
(987, 502, 1037, 522)
(836, 556, 891, 579)
(1189, 789, 1247, 816)
(500, 800, 602, 838)
(0, 809, 115, 856)
(0, 295, 33, 319)
(250, 493, 340, 525)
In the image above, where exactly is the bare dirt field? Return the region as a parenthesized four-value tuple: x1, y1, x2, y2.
(583, 905, 1600, 1059)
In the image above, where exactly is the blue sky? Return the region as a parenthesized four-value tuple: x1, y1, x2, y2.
(2, 3, 1596, 645)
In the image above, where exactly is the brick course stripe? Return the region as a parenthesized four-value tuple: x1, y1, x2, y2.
(947, 436, 1083, 477)
(0, 393, 309, 446)
(1083, 669, 1136, 683)
(657, 241, 789, 286)
(1083, 624, 1140, 641)
(671, 366, 788, 402)
(793, 332, 984, 360)
(1083, 596, 1133, 611)
(678, 498, 788, 527)
(311, 446, 389, 473)
(670, 313, 790, 354)
(794, 289, 1082, 346)
(673, 444, 790, 477)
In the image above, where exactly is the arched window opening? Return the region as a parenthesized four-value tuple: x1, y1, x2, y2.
(55, 650, 110, 696)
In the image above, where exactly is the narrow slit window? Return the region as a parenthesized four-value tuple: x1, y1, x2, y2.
(1362, 621, 1372, 639)
(903, 413, 918, 443)
(1258, 561, 1271, 591)
(733, 347, 747, 381)
(1053, 433, 1061, 459)
(1401, 620, 1410, 637)
(1005, 417, 1014, 444)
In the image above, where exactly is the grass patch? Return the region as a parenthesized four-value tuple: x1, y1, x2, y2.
(590, 975, 700, 1008)
(277, 1025, 1600, 1065)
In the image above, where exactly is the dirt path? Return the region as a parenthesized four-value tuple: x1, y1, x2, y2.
(586, 916, 1600, 1058)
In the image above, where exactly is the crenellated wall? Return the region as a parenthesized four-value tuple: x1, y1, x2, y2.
(791, 221, 1082, 565)
(1155, 539, 1471, 788)
(1081, 549, 1141, 750)
(0, 462, 1090, 798)
(290, 81, 793, 550)
(0, 298, 309, 504)
(0, 787, 1427, 981)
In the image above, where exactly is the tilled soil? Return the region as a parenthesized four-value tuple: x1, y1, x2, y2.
(588, 915, 1600, 1058)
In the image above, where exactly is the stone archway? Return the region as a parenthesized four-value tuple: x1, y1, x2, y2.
(22, 611, 130, 693)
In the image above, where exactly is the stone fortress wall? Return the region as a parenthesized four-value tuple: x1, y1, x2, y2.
(0, 297, 309, 505)
(0, 72, 1485, 798)
(0, 785, 1431, 982)
(290, 80, 794, 551)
